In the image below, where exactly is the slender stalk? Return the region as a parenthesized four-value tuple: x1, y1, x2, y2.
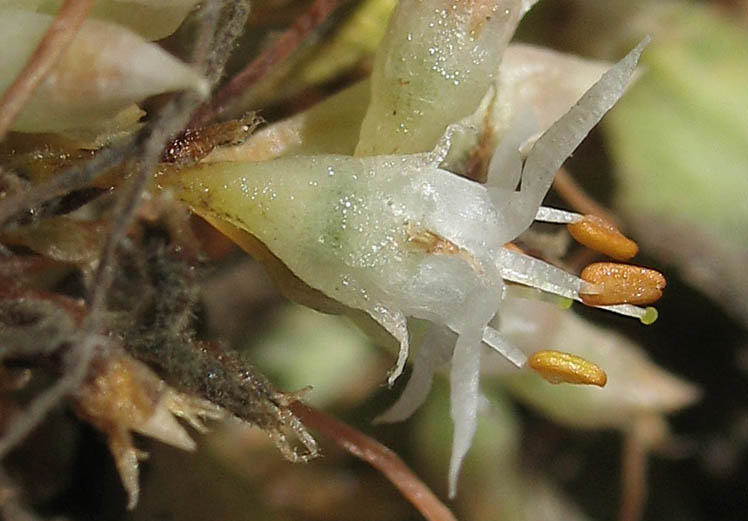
(618, 430, 648, 521)
(289, 402, 458, 521)
(552, 167, 619, 226)
(0, 0, 95, 142)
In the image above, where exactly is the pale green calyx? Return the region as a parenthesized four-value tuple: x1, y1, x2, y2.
(356, 0, 523, 156)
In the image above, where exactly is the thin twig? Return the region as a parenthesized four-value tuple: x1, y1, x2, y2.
(0, 0, 95, 142)
(552, 167, 620, 226)
(289, 402, 458, 521)
(160, 0, 252, 165)
(85, 0, 224, 311)
(191, 0, 349, 127)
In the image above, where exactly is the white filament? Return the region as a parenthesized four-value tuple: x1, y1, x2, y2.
(496, 247, 600, 299)
(534, 206, 583, 224)
(482, 326, 527, 367)
(494, 38, 650, 242)
(448, 329, 482, 498)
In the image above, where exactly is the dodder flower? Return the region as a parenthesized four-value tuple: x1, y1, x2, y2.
(166, 0, 657, 494)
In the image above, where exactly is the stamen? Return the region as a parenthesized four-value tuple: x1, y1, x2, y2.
(528, 350, 607, 387)
(496, 247, 600, 302)
(497, 249, 657, 322)
(482, 326, 527, 368)
(567, 214, 639, 261)
(579, 262, 666, 306)
(597, 304, 659, 325)
(534, 206, 582, 224)
(504, 284, 573, 309)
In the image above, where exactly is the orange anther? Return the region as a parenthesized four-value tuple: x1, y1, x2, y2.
(579, 262, 666, 306)
(528, 350, 607, 387)
(567, 214, 639, 261)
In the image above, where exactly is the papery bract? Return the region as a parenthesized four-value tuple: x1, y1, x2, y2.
(0, 9, 207, 135)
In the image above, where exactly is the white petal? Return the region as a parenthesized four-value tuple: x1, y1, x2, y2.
(501, 39, 649, 239)
(376, 325, 454, 423)
(448, 330, 482, 497)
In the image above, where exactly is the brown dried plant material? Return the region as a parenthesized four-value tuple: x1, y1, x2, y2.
(527, 350, 608, 387)
(74, 350, 223, 509)
(0, 3, 299, 500)
(580, 262, 666, 306)
(0, 275, 86, 361)
(0, 275, 85, 321)
(407, 228, 484, 274)
(162, 114, 261, 165)
(0, 133, 97, 184)
(568, 214, 639, 261)
(0, 217, 106, 268)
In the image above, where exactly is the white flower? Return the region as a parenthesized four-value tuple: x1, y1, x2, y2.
(165, 0, 654, 496)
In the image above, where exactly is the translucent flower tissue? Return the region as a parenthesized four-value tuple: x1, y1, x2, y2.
(162, 0, 653, 497)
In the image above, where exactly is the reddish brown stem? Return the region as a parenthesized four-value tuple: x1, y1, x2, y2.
(289, 402, 458, 521)
(618, 431, 648, 521)
(0, 0, 95, 141)
(552, 167, 620, 227)
(191, 0, 349, 127)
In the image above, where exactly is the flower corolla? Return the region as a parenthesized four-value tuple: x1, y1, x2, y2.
(166, 0, 654, 496)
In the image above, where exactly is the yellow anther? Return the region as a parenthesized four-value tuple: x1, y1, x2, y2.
(567, 214, 639, 261)
(528, 350, 607, 387)
(579, 262, 666, 306)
